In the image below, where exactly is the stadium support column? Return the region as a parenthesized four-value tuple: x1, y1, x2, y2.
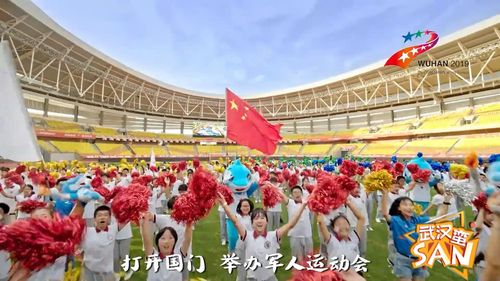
(122, 115, 127, 130)
(143, 117, 147, 132)
(346, 115, 350, 129)
(180, 121, 184, 134)
(366, 112, 371, 127)
(416, 106, 421, 119)
(293, 121, 297, 134)
(327, 117, 331, 131)
(390, 109, 394, 123)
(74, 105, 79, 122)
(469, 97, 474, 108)
(99, 111, 104, 126)
(310, 119, 313, 133)
(43, 98, 49, 117)
(162, 120, 166, 133)
(439, 98, 445, 114)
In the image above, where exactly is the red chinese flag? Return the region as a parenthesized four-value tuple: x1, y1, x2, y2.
(226, 88, 282, 155)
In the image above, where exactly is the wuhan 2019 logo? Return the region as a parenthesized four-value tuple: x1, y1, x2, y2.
(385, 30, 468, 69)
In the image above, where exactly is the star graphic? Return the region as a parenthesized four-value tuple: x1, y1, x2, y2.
(410, 47, 419, 55)
(230, 100, 238, 110)
(414, 30, 423, 38)
(402, 31, 413, 43)
(399, 52, 410, 62)
(421, 45, 427, 50)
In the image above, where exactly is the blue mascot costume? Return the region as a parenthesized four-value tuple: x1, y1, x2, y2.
(222, 160, 259, 251)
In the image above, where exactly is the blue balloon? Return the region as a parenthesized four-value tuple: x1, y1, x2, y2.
(54, 199, 74, 216)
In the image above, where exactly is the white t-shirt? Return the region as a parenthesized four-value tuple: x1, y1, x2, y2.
(326, 231, 360, 262)
(0, 185, 20, 214)
(155, 214, 191, 254)
(286, 200, 312, 238)
(28, 256, 66, 281)
(388, 190, 406, 208)
(243, 230, 280, 281)
(171, 180, 184, 197)
(152, 187, 163, 208)
(82, 224, 118, 273)
(431, 194, 458, 215)
(344, 195, 369, 227)
(113, 216, 132, 240)
(0, 250, 9, 279)
(83, 200, 95, 219)
(236, 214, 252, 232)
(146, 250, 183, 281)
(476, 226, 490, 268)
(409, 182, 431, 202)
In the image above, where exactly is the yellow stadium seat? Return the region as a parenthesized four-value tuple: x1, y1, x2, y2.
(359, 140, 407, 155)
(95, 142, 132, 156)
(93, 127, 118, 136)
(50, 141, 99, 155)
(38, 140, 58, 152)
(129, 144, 167, 156)
(277, 144, 302, 155)
(167, 145, 196, 156)
(301, 144, 333, 155)
(397, 138, 458, 156)
(448, 136, 500, 156)
(157, 133, 190, 140)
(197, 145, 223, 155)
(225, 145, 249, 156)
(45, 119, 83, 132)
(127, 131, 158, 138)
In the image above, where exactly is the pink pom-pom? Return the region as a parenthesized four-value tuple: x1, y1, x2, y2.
(261, 182, 282, 208)
(339, 160, 358, 177)
(111, 184, 151, 224)
(0, 214, 85, 271)
(17, 200, 47, 214)
(217, 184, 234, 206)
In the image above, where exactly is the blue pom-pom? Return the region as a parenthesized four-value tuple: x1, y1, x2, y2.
(489, 154, 499, 163)
(336, 158, 343, 166)
(417, 152, 423, 158)
(391, 155, 397, 163)
(478, 157, 484, 165)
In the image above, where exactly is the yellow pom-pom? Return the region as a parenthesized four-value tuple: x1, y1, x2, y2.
(120, 158, 127, 164)
(140, 159, 147, 166)
(363, 170, 394, 193)
(464, 152, 478, 168)
(450, 164, 468, 180)
(413, 203, 423, 216)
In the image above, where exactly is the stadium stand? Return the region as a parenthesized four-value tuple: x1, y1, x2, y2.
(129, 144, 167, 156)
(416, 110, 470, 131)
(196, 145, 223, 155)
(167, 144, 196, 156)
(45, 119, 84, 132)
(50, 140, 99, 155)
(301, 144, 333, 155)
(277, 144, 303, 155)
(224, 145, 249, 156)
(448, 136, 500, 156)
(92, 127, 119, 136)
(397, 138, 459, 156)
(95, 142, 133, 156)
(37, 140, 58, 153)
(358, 140, 407, 156)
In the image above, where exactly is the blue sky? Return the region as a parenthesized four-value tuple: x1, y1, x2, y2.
(33, 0, 499, 96)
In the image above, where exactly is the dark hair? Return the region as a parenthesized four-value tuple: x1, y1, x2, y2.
(396, 176, 405, 182)
(389, 196, 414, 217)
(155, 227, 178, 251)
(250, 208, 268, 222)
(236, 199, 254, 216)
(187, 169, 193, 175)
(269, 171, 277, 177)
(122, 168, 129, 172)
(25, 184, 34, 190)
(56, 177, 68, 186)
(94, 205, 111, 218)
(178, 184, 188, 192)
(0, 167, 9, 172)
(161, 168, 167, 172)
(167, 196, 178, 210)
(0, 203, 10, 214)
(331, 214, 350, 228)
(290, 186, 303, 194)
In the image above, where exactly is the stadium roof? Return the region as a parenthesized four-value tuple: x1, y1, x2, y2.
(1, 0, 499, 121)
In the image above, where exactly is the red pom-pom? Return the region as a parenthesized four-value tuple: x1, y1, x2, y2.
(15, 165, 26, 174)
(93, 167, 102, 177)
(281, 162, 287, 170)
(217, 184, 234, 206)
(407, 164, 419, 174)
(392, 162, 405, 177)
(7, 172, 24, 186)
(336, 174, 358, 192)
(94, 186, 122, 204)
(282, 169, 291, 181)
(413, 169, 430, 182)
(111, 184, 151, 224)
(307, 173, 354, 214)
(289, 257, 343, 281)
(339, 160, 358, 177)
(90, 176, 102, 189)
(178, 161, 187, 172)
(47, 175, 56, 188)
(472, 192, 489, 212)
(304, 184, 315, 194)
(0, 214, 85, 271)
(107, 170, 118, 179)
(261, 182, 282, 208)
(189, 167, 219, 203)
(276, 172, 285, 183)
(167, 174, 176, 185)
(356, 166, 365, 176)
(17, 200, 47, 214)
(288, 173, 299, 188)
(373, 160, 392, 172)
(171, 193, 210, 224)
(131, 171, 140, 178)
(150, 166, 158, 172)
(171, 163, 178, 172)
(155, 175, 167, 187)
(193, 159, 200, 169)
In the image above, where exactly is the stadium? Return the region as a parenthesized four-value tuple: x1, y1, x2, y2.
(0, 1, 500, 281)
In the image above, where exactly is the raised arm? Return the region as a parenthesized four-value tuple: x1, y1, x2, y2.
(483, 192, 500, 280)
(317, 213, 331, 243)
(346, 199, 365, 236)
(435, 193, 451, 217)
(405, 181, 417, 192)
(277, 201, 307, 239)
(181, 222, 193, 256)
(421, 203, 435, 215)
(140, 212, 155, 256)
(381, 190, 391, 223)
(217, 192, 246, 238)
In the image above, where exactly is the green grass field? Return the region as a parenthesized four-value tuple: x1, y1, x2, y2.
(124, 202, 477, 281)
